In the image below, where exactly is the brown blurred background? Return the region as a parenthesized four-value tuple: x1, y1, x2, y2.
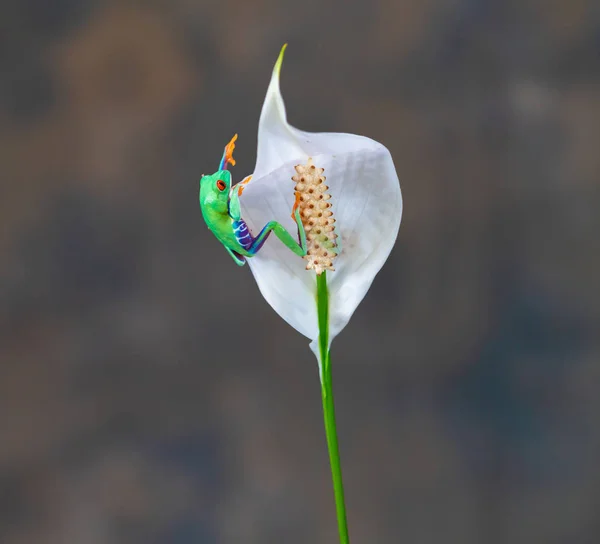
(1, 0, 599, 543)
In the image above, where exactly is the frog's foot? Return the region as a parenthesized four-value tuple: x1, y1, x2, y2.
(237, 175, 252, 196)
(220, 134, 238, 169)
(291, 190, 302, 220)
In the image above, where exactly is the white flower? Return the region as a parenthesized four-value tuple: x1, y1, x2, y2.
(240, 46, 402, 359)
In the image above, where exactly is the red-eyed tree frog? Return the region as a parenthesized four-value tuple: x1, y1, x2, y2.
(199, 134, 307, 266)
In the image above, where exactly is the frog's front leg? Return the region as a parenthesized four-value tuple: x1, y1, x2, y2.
(233, 175, 252, 197)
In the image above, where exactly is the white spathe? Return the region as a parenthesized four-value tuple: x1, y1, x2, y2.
(240, 46, 402, 353)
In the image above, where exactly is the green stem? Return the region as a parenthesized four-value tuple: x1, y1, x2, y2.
(316, 272, 350, 544)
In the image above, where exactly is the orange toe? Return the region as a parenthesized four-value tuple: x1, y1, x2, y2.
(291, 191, 301, 219)
(224, 134, 238, 167)
(237, 175, 252, 196)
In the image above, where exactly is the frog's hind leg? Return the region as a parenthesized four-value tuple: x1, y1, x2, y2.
(225, 246, 246, 266)
(247, 219, 307, 257)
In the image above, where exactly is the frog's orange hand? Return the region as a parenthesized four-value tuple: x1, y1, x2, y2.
(236, 175, 252, 196)
(219, 134, 238, 170)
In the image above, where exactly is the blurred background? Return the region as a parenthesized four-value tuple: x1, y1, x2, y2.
(1, 0, 599, 542)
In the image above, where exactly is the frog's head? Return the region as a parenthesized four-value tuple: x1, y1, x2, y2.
(199, 169, 232, 212)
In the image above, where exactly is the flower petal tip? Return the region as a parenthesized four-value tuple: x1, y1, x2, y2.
(274, 43, 288, 77)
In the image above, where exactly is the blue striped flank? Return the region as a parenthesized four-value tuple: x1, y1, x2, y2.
(233, 220, 253, 250)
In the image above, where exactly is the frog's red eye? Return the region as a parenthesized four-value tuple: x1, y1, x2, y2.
(216, 179, 226, 191)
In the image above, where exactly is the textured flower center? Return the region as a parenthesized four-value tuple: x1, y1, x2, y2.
(292, 158, 338, 275)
